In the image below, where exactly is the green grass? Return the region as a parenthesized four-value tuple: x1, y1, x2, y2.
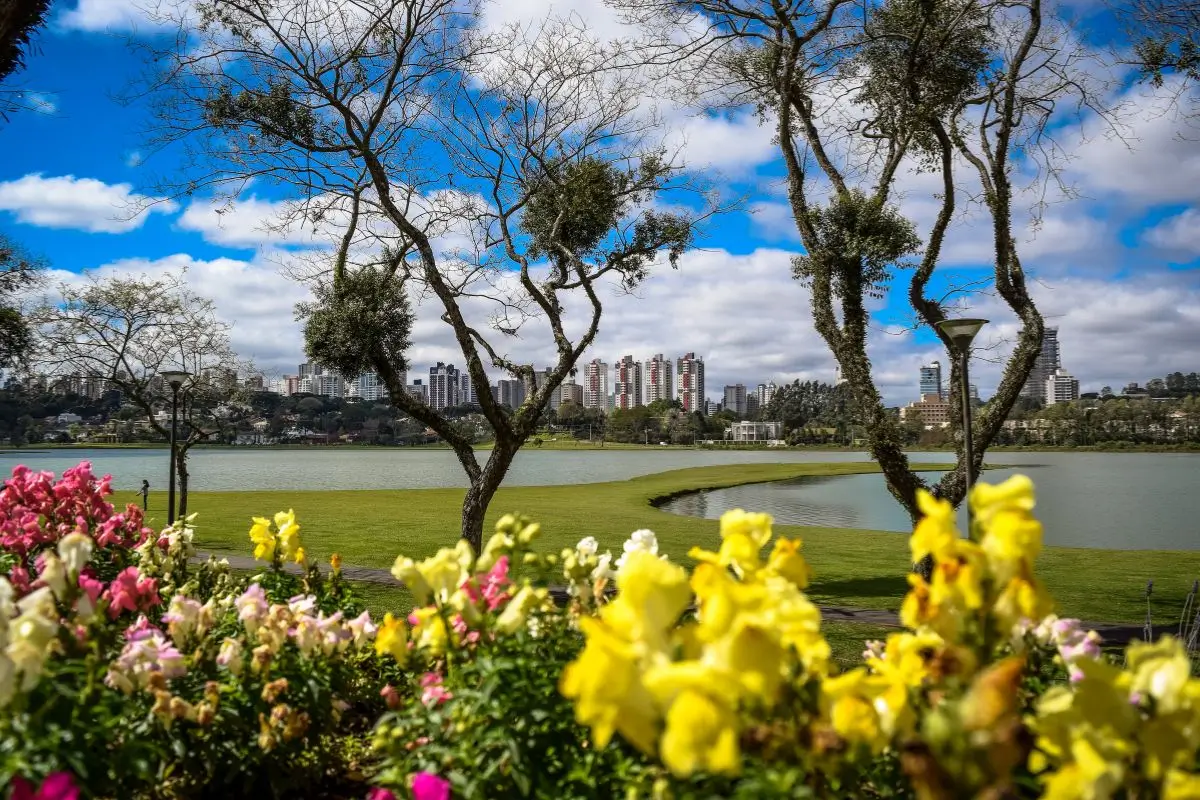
(182, 461, 1200, 626)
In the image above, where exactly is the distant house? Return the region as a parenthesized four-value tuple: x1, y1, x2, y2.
(728, 421, 784, 443)
(56, 412, 82, 425)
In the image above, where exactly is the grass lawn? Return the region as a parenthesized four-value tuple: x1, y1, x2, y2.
(184, 461, 1200, 625)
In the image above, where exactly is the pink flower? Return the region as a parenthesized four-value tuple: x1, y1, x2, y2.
(124, 615, 161, 641)
(366, 789, 396, 800)
(103, 567, 161, 619)
(78, 573, 104, 603)
(481, 557, 511, 611)
(412, 773, 450, 800)
(420, 672, 453, 706)
(10, 772, 79, 800)
(380, 683, 401, 709)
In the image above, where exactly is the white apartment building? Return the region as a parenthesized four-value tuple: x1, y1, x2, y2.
(459, 372, 477, 406)
(493, 379, 526, 409)
(1020, 327, 1061, 403)
(644, 353, 674, 405)
(614, 355, 642, 410)
(428, 363, 460, 410)
(406, 380, 428, 403)
(677, 352, 705, 413)
(756, 382, 778, 408)
(1045, 368, 1080, 405)
(729, 421, 784, 442)
(559, 381, 583, 406)
(582, 359, 609, 410)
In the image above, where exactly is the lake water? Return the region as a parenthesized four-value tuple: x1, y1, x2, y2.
(0, 448, 1196, 550)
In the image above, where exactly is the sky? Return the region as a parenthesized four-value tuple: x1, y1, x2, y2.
(0, 0, 1197, 406)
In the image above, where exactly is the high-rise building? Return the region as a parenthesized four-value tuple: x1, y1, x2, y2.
(1020, 327, 1061, 403)
(919, 361, 943, 399)
(756, 382, 777, 409)
(582, 359, 609, 410)
(676, 352, 705, 413)
(559, 382, 583, 407)
(746, 393, 760, 417)
(428, 363, 460, 410)
(644, 354, 674, 405)
(704, 399, 722, 416)
(352, 372, 390, 402)
(537, 368, 561, 411)
(614, 355, 642, 410)
(1045, 368, 1080, 405)
(406, 379, 427, 403)
(313, 374, 345, 398)
(723, 384, 748, 416)
(493, 379, 526, 409)
(459, 372, 477, 407)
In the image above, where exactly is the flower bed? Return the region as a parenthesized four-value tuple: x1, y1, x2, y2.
(2, 462, 1199, 799)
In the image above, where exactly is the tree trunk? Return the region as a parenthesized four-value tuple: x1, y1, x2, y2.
(176, 449, 190, 518)
(459, 439, 518, 553)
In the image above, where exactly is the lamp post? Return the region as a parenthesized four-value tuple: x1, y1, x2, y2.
(161, 370, 190, 525)
(934, 318, 987, 533)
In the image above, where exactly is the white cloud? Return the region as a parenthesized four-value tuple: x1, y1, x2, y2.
(176, 196, 325, 249)
(0, 174, 177, 233)
(1144, 209, 1200, 254)
(665, 111, 778, 173)
(57, 0, 165, 31)
(24, 92, 58, 114)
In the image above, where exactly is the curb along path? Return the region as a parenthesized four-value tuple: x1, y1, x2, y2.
(194, 552, 1162, 646)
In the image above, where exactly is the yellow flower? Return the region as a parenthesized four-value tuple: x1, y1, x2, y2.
(330, 553, 342, 572)
(971, 474, 1036, 527)
(1127, 637, 1194, 714)
(691, 509, 775, 575)
(408, 606, 450, 654)
(390, 556, 432, 605)
(601, 550, 690, 656)
(476, 532, 513, 573)
(374, 613, 408, 664)
(275, 510, 302, 562)
(719, 509, 773, 548)
(417, 548, 470, 604)
(559, 615, 660, 755)
(911, 490, 958, 564)
(765, 537, 811, 588)
(644, 662, 742, 777)
(1163, 769, 1200, 799)
(820, 669, 890, 752)
(495, 585, 547, 634)
(869, 630, 946, 689)
(992, 576, 1052, 632)
(1041, 735, 1125, 800)
(249, 516, 276, 562)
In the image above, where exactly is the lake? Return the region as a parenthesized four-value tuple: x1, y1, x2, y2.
(0, 448, 1196, 550)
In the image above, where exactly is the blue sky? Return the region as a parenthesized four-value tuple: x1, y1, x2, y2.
(1, 0, 1198, 405)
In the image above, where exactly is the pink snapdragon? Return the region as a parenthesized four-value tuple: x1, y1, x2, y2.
(412, 772, 451, 800)
(420, 672, 453, 706)
(103, 567, 161, 619)
(236, 584, 269, 632)
(106, 626, 187, 693)
(9, 772, 79, 800)
(480, 557, 511, 611)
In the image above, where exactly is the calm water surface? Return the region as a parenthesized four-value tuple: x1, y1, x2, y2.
(660, 452, 1200, 550)
(0, 448, 1196, 550)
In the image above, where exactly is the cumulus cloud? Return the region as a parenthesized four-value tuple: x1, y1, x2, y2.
(1144, 209, 1200, 254)
(176, 196, 327, 249)
(0, 174, 177, 233)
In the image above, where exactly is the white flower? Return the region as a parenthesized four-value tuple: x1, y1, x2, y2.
(38, 554, 67, 601)
(615, 529, 659, 571)
(591, 552, 614, 582)
(575, 536, 599, 558)
(347, 611, 377, 648)
(6, 603, 59, 692)
(57, 533, 94, 578)
(217, 638, 243, 675)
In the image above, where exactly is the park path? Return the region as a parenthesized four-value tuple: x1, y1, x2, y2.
(194, 552, 1163, 646)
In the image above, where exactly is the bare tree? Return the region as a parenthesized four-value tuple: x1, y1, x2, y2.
(613, 0, 1114, 536)
(34, 274, 249, 516)
(138, 1, 706, 550)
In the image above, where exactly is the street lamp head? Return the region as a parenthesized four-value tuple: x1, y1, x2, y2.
(935, 318, 988, 352)
(160, 370, 191, 391)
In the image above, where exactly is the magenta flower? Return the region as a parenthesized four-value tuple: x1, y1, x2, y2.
(412, 773, 450, 800)
(78, 573, 104, 603)
(104, 567, 161, 619)
(366, 789, 397, 800)
(481, 557, 511, 611)
(10, 771, 80, 800)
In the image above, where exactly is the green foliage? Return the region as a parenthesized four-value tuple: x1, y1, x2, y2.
(298, 268, 412, 382)
(523, 156, 693, 288)
(203, 80, 318, 147)
(0, 0, 51, 84)
(791, 191, 921, 301)
(851, 0, 992, 156)
(373, 620, 654, 799)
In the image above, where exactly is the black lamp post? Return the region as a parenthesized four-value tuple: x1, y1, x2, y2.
(934, 318, 987, 533)
(161, 370, 190, 525)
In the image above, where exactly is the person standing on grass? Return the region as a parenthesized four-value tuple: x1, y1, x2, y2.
(140, 479, 150, 511)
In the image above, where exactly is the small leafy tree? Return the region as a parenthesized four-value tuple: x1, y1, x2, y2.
(34, 274, 250, 515)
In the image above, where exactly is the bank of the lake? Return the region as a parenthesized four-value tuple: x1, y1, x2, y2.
(183, 461, 1200, 626)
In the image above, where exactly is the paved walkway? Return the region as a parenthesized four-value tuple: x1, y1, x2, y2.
(194, 553, 1164, 645)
